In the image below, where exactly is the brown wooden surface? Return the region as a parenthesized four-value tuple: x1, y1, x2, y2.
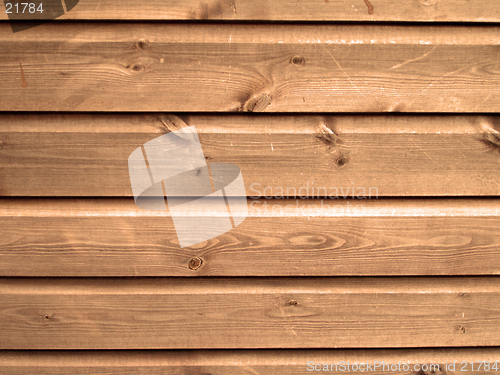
(1, 24, 500, 112)
(2, 0, 500, 22)
(2, 277, 500, 349)
(1, 348, 499, 375)
(1, 114, 500, 197)
(1, 0, 500, 361)
(2, 198, 500, 277)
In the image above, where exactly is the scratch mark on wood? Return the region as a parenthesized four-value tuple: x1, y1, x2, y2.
(363, 0, 374, 14)
(243, 366, 261, 375)
(275, 299, 299, 338)
(406, 134, 441, 167)
(321, 44, 380, 106)
(473, 93, 493, 111)
(455, 138, 469, 159)
(321, 45, 360, 95)
(405, 66, 467, 109)
(389, 46, 438, 70)
(19, 63, 27, 87)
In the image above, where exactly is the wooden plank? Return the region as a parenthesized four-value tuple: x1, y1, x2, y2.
(1, 349, 500, 374)
(2, 0, 500, 22)
(1, 277, 500, 349)
(1, 114, 500, 197)
(2, 198, 500, 276)
(1, 24, 499, 112)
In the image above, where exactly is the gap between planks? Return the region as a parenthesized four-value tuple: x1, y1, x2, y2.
(1, 348, 500, 367)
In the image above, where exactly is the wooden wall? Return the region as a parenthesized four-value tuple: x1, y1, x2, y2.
(1, 0, 500, 373)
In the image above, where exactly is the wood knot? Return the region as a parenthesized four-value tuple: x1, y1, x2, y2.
(136, 39, 150, 50)
(316, 122, 346, 161)
(482, 122, 500, 151)
(387, 102, 407, 112)
(316, 123, 339, 145)
(287, 300, 299, 306)
(336, 156, 348, 167)
(188, 257, 203, 270)
(291, 56, 305, 66)
(127, 63, 145, 72)
(458, 325, 466, 333)
(158, 114, 189, 133)
(245, 93, 271, 112)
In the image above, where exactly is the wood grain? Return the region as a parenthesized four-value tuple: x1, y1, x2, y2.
(1, 277, 500, 349)
(2, 198, 500, 276)
(1, 349, 499, 374)
(1, 0, 499, 22)
(1, 24, 499, 112)
(1, 114, 500, 197)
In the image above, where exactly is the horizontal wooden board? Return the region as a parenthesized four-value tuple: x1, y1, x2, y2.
(1, 114, 500, 197)
(1, 277, 500, 349)
(2, 198, 500, 276)
(2, 0, 500, 22)
(1, 24, 500, 112)
(1, 348, 500, 374)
